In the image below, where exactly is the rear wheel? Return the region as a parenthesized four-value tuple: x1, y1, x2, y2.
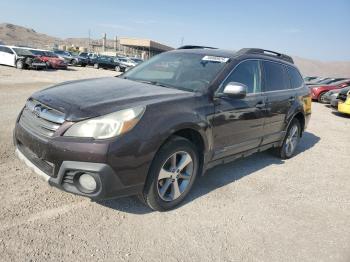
(115, 65, 121, 72)
(16, 59, 24, 69)
(140, 136, 200, 211)
(94, 63, 99, 69)
(71, 59, 77, 66)
(277, 119, 301, 159)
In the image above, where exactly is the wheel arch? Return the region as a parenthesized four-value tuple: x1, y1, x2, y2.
(155, 125, 209, 176)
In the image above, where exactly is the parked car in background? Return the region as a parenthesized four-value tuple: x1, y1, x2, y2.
(53, 50, 88, 66)
(93, 55, 127, 72)
(307, 78, 347, 87)
(337, 89, 350, 115)
(79, 52, 99, 65)
(130, 57, 144, 65)
(0, 45, 46, 69)
(304, 76, 318, 82)
(330, 87, 350, 108)
(115, 57, 138, 68)
(305, 77, 329, 85)
(25, 48, 67, 69)
(323, 89, 343, 104)
(310, 79, 350, 103)
(14, 47, 311, 211)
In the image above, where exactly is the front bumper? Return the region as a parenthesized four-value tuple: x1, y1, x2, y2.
(14, 122, 147, 200)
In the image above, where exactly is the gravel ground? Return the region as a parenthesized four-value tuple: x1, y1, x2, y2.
(0, 65, 349, 262)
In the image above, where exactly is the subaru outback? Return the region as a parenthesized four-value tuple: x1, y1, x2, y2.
(14, 47, 312, 211)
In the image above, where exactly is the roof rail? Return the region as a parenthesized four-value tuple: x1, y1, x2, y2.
(237, 48, 294, 64)
(177, 45, 217, 50)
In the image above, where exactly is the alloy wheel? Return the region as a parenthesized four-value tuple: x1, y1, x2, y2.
(157, 151, 194, 202)
(285, 124, 299, 156)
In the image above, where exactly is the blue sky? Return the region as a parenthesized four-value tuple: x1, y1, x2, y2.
(0, 0, 349, 61)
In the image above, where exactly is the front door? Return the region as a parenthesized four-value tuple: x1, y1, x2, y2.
(212, 60, 266, 160)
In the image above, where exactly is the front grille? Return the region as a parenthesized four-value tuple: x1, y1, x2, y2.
(62, 171, 75, 185)
(17, 142, 55, 177)
(19, 99, 65, 138)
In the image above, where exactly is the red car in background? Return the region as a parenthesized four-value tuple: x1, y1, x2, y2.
(311, 79, 350, 103)
(27, 49, 68, 69)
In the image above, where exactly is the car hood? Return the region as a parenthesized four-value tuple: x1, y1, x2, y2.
(31, 77, 193, 121)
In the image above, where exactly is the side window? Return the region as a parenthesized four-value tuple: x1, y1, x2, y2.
(223, 60, 262, 93)
(1, 47, 14, 54)
(263, 61, 290, 91)
(287, 66, 304, 89)
(0, 46, 4, 52)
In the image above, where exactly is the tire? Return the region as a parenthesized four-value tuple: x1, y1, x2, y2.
(115, 65, 121, 72)
(140, 136, 200, 211)
(277, 119, 301, 159)
(318, 92, 327, 103)
(94, 63, 99, 69)
(71, 59, 77, 66)
(16, 59, 24, 69)
(81, 64, 86, 67)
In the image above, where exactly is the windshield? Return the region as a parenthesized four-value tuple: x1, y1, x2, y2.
(13, 48, 33, 56)
(122, 52, 229, 92)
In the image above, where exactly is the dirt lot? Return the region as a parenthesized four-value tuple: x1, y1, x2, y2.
(0, 65, 349, 262)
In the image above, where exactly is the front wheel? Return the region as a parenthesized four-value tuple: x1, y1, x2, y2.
(94, 63, 99, 69)
(16, 59, 24, 69)
(140, 136, 200, 211)
(115, 65, 121, 72)
(277, 119, 301, 159)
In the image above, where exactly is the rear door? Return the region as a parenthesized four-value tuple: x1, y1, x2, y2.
(261, 60, 296, 145)
(212, 60, 267, 159)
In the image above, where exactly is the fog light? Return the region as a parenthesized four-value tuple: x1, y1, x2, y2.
(78, 173, 97, 191)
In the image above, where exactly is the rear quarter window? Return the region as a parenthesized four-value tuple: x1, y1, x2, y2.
(287, 66, 304, 89)
(263, 61, 290, 92)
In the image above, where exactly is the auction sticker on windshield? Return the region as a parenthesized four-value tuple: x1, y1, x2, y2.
(202, 56, 229, 63)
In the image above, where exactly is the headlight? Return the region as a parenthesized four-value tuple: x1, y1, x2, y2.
(64, 106, 145, 139)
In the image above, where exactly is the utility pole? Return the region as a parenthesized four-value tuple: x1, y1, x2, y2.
(88, 29, 91, 52)
(180, 37, 184, 46)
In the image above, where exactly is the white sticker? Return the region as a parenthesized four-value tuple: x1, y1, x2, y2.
(202, 56, 229, 63)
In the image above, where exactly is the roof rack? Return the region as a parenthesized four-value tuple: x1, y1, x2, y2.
(177, 45, 217, 50)
(237, 48, 294, 64)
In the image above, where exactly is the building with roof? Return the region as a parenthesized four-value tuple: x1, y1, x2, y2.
(91, 34, 173, 59)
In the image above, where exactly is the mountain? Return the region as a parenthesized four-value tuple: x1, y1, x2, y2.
(0, 23, 349, 77)
(293, 57, 350, 78)
(0, 23, 62, 48)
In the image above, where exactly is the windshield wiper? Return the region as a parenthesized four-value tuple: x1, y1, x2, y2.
(134, 79, 174, 89)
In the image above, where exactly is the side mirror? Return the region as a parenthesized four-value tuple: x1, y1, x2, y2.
(222, 82, 247, 98)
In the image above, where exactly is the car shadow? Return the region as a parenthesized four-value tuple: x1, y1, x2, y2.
(97, 132, 320, 214)
(331, 111, 350, 118)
